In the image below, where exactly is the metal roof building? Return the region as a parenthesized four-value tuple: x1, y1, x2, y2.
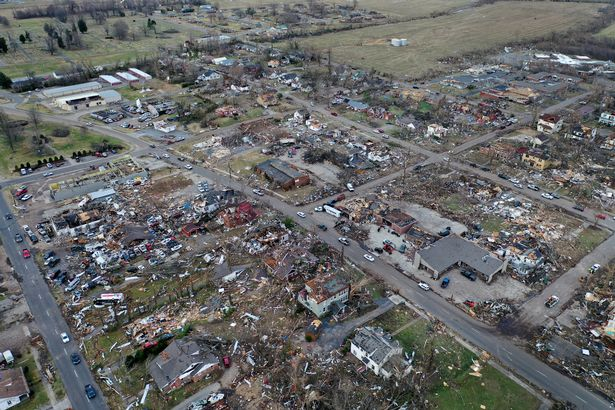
(42, 81, 102, 98)
(99, 74, 122, 85)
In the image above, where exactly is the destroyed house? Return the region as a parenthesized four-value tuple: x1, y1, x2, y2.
(413, 235, 507, 283)
(264, 247, 318, 280)
(148, 339, 219, 394)
(537, 113, 563, 134)
(255, 159, 310, 190)
(375, 209, 416, 235)
(297, 274, 350, 317)
(521, 148, 561, 171)
(351, 327, 412, 379)
(599, 112, 615, 127)
(0, 368, 30, 410)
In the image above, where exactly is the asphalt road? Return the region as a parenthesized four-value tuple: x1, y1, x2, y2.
(0, 197, 107, 410)
(164, 156, 612, 409)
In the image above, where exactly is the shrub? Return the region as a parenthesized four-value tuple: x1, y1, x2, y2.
(52, 127, 70, 137)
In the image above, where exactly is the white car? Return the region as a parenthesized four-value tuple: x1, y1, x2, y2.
(314, 206, 323, 212)
(363, 253, 375, 262)
(589, 264, 601, 274)
(184, 164, 193, 170)
(418, 282, 431, 291)
(541, 193, 553, 200)
(20, 194, 32, 201)
(252, 188, 264, 196)
(162, 153, 170, 158)
(509, 178, 520, 184)
(60, 332, 70, 343)
(338, 237, 350, 246)
(513, 183, 523, 189)
(296, 212, 306, 218)
(346, 183, 354, 192)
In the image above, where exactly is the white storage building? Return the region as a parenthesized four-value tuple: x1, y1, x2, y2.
(128, 68, 152, 81)
(99, 74, 122, 85)
(42, 81, 102, 98)
(116, 72, 139, 84)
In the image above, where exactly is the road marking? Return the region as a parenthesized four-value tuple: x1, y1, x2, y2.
(502, 348, 512, 355)
(38, 294, 42, 300)
(471, 328, 480, 334)
(74, 369, 79, 378)
(46, 309, 51, 317)
(575, 395, 587, 404)
(63, 348, 68, 355)
(536, 370, 546, 377)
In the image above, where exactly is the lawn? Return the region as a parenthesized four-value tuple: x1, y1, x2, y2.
(575, 226, 609, 254)
(392, 319, 540, 410)
(0, 13, 201, 77)
(13, 353, 50, 410)
(0, 121, 127, 175)
(299, 1, 602, 79)
(227, 150, 270, 176)
(442, 193, 471, 214)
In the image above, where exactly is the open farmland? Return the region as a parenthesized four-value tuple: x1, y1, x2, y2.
(299, 1, 602, 79)
(0, 13, 200, 77)
(217, 0, 476, 18)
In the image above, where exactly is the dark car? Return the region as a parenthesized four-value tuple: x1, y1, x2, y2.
(85, 384, 96, 399)
(71, 353, 81, 365)
(14, 233, 23, 243)
(29, 234, 38, 244)
(573, 204, 585, 212)
(317, 224, 327, 231)
(5, 213, 12, 220)
(441, 277, 450, 288)
(497, 173, 509, 180)
(480, 166, 490, 172)
(43, 250, 56, 260)
(47, 257, 60, 268)
(460, 269, 477, 281)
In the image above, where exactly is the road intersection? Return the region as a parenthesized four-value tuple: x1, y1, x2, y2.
(0, 89, 613, 409)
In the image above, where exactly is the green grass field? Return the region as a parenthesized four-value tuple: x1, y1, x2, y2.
(392, 319, 541, 410)
(13, 353, 50, 410)
(0, 13, 201, 77)
(0, 122, 126, 175)
(299, 1, 602, 79)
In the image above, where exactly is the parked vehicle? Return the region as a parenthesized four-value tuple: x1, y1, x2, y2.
(527, 184, 540, 191)
(22, 249, 31, 258)
(71, 353, 81, 365)
(317, 224, 327, 231)
(460, 269, 477, 281)
(363, 253, 375, 262)
(589, 264, 601, 274)
(441, 277, 450, 288)
(296, 212, 306, 218)
(541, 193, 554, 200)
(573, 204, 585, 211)
(14, 233, 23, 243)
(545, 295, 559, 308)
(346, 183, 354, 192)
(61, 333, 70, 343)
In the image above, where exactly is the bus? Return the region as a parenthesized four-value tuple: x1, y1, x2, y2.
(93, 293, 124, 306)
(323, 204, 342, 218)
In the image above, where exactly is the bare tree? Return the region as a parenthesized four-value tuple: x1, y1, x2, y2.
(112, 20, 129, 40)
(0, 109, 17, 152)
(45, 35, 57, 55)
(28, 108, 41, 134)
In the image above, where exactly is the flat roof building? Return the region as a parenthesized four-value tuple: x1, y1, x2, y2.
(255, 159, 310, 190)
(116, 72, 139, 83)
(42, 81, 102, 98)
(128, 68, 152, 81)
(54, 89, 121, 111)
(375, 208, 416, 235)
(413, 234, 507, 283)
(99, 74, 122, 85)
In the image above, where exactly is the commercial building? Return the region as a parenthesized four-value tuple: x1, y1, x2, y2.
(42, 81, 102, 98)
(297, 274, 350, 317)
(255, 159, 310, 190)
(0, 368, 30, 410)
(413, 234, 507, 284)
(350, 327, 412, 379)
(54, 89, 121, 111)
(375, 209, 416, 235)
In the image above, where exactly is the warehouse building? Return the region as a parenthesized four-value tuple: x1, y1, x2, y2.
(42, 81, 102, 98)
(54, 89, 121, 111)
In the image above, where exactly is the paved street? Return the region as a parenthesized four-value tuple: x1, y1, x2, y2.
(162, 156, 612, 409)
(0, 197, 107, 410)
(0, 88, 612, 409)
